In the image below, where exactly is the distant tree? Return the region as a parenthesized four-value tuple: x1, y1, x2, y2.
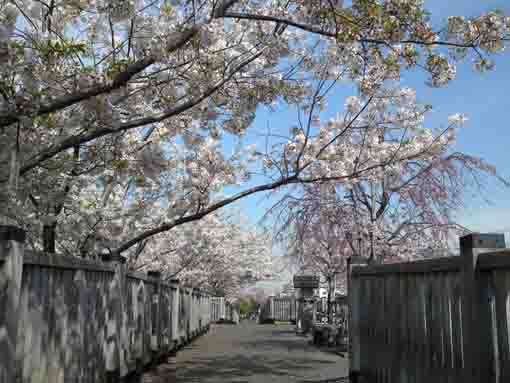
(272, 145, 508, 321)
(129, 211, 273, 298)
(238, 296, 258, 316)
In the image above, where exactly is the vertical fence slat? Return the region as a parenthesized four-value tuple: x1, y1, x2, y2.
(387, 273, 397, 383)
(415, 274, 424, 383)
(461, 233, 505, 383)
(402, 274, 409, 383)
(2, 245, 209, 383)
(410, 274, 418, 383)
(479, 272, 496, 381)
(436, 273, 446, 383)
(0, 227, 24, 383)
(349, 233, 507, 383)
(451, 271, 463, 377)
(493, 271, 510, 383)
(442, 273, 453, 383)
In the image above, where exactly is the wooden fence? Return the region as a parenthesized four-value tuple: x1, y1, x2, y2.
(0, 226, 211, 383)
(210, 297, 239, 323)
(260, 296, 296, 323)
(349, 233, 510, 383)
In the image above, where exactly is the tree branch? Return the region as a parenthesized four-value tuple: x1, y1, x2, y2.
(114, 174, 299, 254)
(15, 49, 264, 177)
(0, 27, 199, 129)
(219, 11, 486, 49)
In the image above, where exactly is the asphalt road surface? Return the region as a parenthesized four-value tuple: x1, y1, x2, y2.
(142, 321, 349, 383)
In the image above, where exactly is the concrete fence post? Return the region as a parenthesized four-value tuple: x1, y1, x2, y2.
(148, 270, 161, 354)
(0, 226, 25, 383)
(101, 252, 128, 381)
(460, 233, 505, 383)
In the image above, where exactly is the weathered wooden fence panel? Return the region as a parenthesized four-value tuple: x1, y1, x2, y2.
(349, 233, 509, 383)
(16, 254, 116, 383)
(273, 297, 296, 321)
(210, 297, 239, 323)
(0, 227, 25, 383)
(260, 297, 296, 322)
(0, 226, 212, 383)
(210, 297, 225, 322)
(478, 253, 510, 383)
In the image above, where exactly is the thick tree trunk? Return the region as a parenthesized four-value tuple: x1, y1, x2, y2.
(43, 223, 57, 253)
(327, 276, 333, 324)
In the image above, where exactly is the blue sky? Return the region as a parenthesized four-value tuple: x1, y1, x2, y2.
(226, 0, 510, 250)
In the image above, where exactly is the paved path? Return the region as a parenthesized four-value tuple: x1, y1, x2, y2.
(142, 321, 349, 383)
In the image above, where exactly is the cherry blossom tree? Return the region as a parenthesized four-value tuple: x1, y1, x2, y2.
(0, 0, 290, 247)
(0, 0, 508, 263)
(342, 151, 508, 261)
(126, 211, 274, 298)
(287, 185, 352, 322)
(270, 130, 508, 314)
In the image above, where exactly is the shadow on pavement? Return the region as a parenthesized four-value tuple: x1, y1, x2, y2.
(298, 378, 350, 383)
(142, 324, 349, 383)
(175, 354, 340, 381)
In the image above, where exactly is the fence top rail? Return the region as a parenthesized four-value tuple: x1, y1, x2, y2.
(126, 270, 162, 285)
(24, 251, 116, 273)
(351, 255, 461, 276)
(478, 250, 510, 270)
(21, 251, 210, 294)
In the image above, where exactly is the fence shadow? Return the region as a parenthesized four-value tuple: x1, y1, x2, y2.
(174, 353, 340, 381)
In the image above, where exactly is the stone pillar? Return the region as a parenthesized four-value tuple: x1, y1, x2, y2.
(460, 233, 505, 383)
(101, 252, 127, 381)
(0, 226, 25, 383)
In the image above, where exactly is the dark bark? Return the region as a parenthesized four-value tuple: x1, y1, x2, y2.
(43, 222, 57, 253)
(220, 11, 482, 49)
(327, 276, 333, 324)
